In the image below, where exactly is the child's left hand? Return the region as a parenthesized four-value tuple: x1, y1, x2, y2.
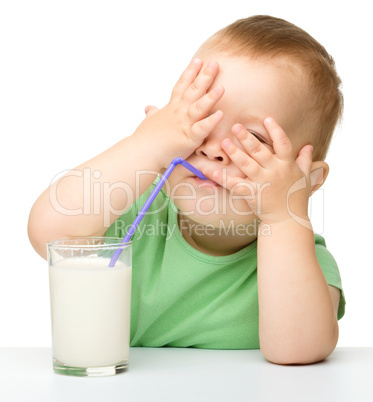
(209, 117, 314, 225)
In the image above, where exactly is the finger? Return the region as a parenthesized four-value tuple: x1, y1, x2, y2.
(210, 169, 255, 197)
(183, 60, 219, 102)
(188, 85, 225, 121)
(231, 124, 273, 167)
(189, 110, 224, 146)
(296, 144, 313, 175)
(171, 58, 203, 99)
(264, 117, 293, 160)
(221, 138, 261, 179)
(144, 105, 159, 118)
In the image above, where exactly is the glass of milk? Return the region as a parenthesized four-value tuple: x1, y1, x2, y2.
(47, 237, 132, 377)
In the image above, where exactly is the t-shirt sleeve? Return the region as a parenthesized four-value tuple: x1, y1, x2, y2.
(314, 233, 346, 320)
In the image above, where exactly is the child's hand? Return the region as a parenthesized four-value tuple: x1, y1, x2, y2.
(133, 58, 225, 168)
(208, 118, 314, 225)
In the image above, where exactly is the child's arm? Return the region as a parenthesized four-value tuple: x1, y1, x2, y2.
(256, 217, 339, 365)
(208, 118, 339, 364)
(28, 59, 224, 259)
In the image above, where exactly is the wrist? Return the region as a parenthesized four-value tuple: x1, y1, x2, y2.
(259, 214, 313, 234)
(130, 130, 166, 169)
(259, 196, 309, 227)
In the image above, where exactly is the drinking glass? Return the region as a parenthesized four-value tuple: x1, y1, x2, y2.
(47, 237, 132, 377)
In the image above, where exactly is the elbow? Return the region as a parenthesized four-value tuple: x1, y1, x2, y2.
(28, 204, 49, 260)
(260, 324, 339, 365)
(262, 346, 335, 366)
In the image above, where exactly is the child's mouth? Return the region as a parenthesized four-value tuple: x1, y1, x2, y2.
(192, 176, 220, 188)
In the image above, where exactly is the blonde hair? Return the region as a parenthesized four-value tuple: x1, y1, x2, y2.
(199, 15, 343, 160)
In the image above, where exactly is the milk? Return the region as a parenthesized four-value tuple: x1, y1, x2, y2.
(49, 257, 132, 368)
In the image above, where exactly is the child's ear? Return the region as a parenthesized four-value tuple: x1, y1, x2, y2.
(309, 161, 329, 195)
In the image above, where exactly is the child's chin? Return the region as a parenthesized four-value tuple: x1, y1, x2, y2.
(180, 211, 258, 229)
(174, 196, 255, 226)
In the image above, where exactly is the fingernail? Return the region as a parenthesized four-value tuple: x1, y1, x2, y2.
(222, 139, 232, 148)
(264, 117, 274, 125)
(145, 106, 149, 114)
(213, 170, 221, 180)
(232, 124, 241, 134)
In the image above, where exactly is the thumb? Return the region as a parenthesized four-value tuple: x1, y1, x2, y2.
(144, 105, 159, 118)
(295, 144, 313, 175)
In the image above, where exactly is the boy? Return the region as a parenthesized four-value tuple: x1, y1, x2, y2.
(28, 15, 345, 365)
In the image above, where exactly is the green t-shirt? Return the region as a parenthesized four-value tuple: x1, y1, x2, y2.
(105, 181, 346, 349)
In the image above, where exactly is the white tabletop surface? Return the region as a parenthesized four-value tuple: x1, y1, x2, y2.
(0, 347, 372, 402)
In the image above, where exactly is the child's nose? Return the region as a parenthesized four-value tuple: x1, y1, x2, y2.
(195, 138, 229, 164)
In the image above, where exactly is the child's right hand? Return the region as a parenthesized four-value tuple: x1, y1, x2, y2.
(133, 58, 225, 168)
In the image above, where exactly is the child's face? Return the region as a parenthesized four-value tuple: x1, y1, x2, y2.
(165, 52, 307, 230)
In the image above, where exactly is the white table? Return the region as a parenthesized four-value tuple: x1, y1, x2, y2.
(0, 347, 372, 402)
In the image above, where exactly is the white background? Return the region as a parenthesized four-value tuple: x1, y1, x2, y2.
(0, 0, 371, 347)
